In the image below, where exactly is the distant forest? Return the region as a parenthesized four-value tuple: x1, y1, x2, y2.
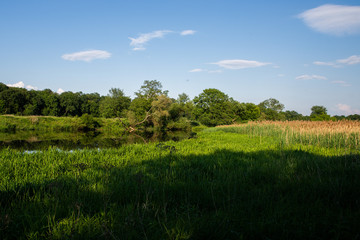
(0, 81, 359, 127)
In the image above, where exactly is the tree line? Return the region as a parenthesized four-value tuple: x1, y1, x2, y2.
(0, 81, 359, 128)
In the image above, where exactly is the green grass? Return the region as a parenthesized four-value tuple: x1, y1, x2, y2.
(0, 115, 127, 133)
(1, 130, 360, 239)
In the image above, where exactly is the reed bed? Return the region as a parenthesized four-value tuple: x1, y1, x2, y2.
(215, 120, 360, 152)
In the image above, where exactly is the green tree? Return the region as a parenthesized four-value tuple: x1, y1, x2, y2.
(0, 87, 28, 114)
(135, 80, 168, 100)
(284, 110, 303, 121)
(151, 95, 172, 130)
(347, 114, 360, 120)
(40, 89, 60, 116)
(259, 98, 285, 120)
(240, 103, 261, 121)
(23, 90, 45, 115)
(0, 82, 9, 92)
(81, 93, 101, 117)
(193, 88, 243, 126)
(126, 80, 169, 127)
(310, 105, 330, 121)
(99, 88, 131, 118)
(169, 93, 194, 121)
(59, 91, 83, 116)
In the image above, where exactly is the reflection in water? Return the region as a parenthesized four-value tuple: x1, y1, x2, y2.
(0, 130, 195, 150)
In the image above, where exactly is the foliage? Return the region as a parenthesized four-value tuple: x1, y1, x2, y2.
(79, 113, 100, 131)
(258, 98, 285, 120)
(284, 110, 304, 121)
(99, 88, 131, 118)
(239, 102, 260, 121)
(193, 88, 244, 126)
(1, 81, 359, 123)
(150, 95, 172, 129)
(310, 105, 331, 121)
(135, 79, 168, 99)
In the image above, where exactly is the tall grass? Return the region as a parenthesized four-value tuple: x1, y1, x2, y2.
(1, 130, 360, 239)
(214, 120, 360, 152)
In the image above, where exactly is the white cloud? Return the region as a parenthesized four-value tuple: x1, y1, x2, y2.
(129, 30, 172, 50)
(313, 61, 338, 67)
(26, 85, 38, 90)
(337, 55, 360, 65)
(189, 68, 206, 72)
(181, 30, 196, 36)
(7, 81, 25, 88)
(6, 81, 38, 90)
(298, 4, 360, 35)
(295, 74, 327, 80)
(62, 50, 111, 62)
(314, 55, 360, 67)
(132, 47, 146, 51)
(332, 81, 351, 87)
(57, 88, 65, 94)
(212, 59, 270, 69)
(335, 103, 360, 115)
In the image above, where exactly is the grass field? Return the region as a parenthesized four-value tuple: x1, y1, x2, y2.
(1, 121, 359, 239)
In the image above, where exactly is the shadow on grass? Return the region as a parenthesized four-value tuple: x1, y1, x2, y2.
(1, 149, 360, 239)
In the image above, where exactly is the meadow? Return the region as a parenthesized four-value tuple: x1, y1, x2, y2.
(0, 121, 359, 239)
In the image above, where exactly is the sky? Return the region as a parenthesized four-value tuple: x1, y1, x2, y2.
(1, 0, 360, 116)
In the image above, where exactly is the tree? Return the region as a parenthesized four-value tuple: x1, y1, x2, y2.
(240, 103, 260, 121)
(284, 110, 303, 121)
(150, 95, 172, 130)
(80, 93, 101, 117)
(40, 89, 60, 116)
(99, 88, 131, 118)
(310, 105, 330, 121)
(259, 98, 285, 120)
(347, 114, 360, 120)
(59, 91, 83, 116)
(169, 93, 194, 121)
(135, 80, 168, 100)
(126, 80, 169, 128)
(0, 87, 28, 114)
(193, 88, 243, 126)
(23, 90, 45, 115)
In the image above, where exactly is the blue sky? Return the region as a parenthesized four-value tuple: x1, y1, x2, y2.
(1, 0, 359, 116)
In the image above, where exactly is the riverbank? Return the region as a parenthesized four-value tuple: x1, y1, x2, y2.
(0, 115, 126, 133)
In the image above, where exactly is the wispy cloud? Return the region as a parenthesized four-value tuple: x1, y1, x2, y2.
(211, 59, 270, 69)
(314, 55, 360, 67)
(189, 68, 222, 74)
(129, 30, 173, 50)
(332, 81, 351, 87)
(335, 103, 360, 115)
(189, 68, 206, 73)
(313, 61, 339, 67)
(298, 4, 360, 35)
(337, 55, 360, 65)
(129, 29, 196, 50)
(181, 30, 196, 36)
(295, 75, 327, 80)
(62, 50, 111, 62)
(6, 81, 38, 90)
